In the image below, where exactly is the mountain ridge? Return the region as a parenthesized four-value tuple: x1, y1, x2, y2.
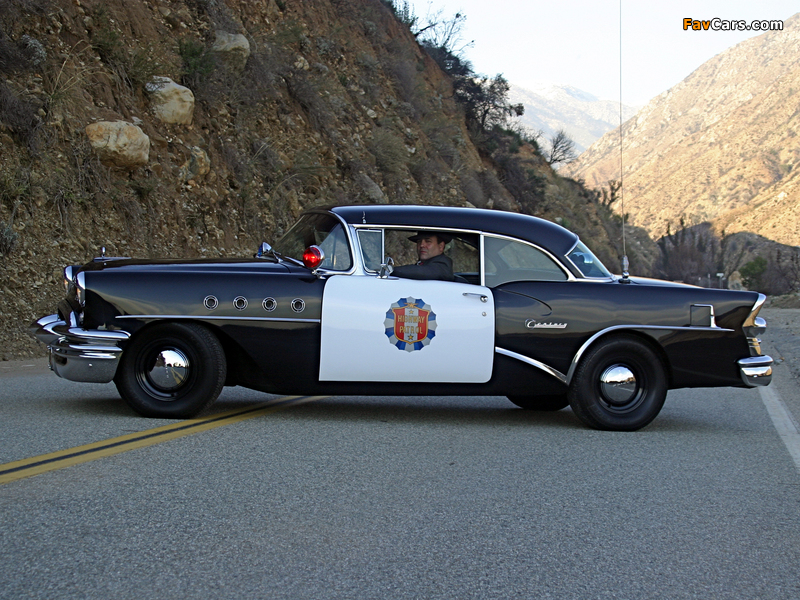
(564, 12, 800, 247)
(508, 82, 637, 154)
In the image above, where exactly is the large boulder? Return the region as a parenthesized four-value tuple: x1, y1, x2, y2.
(211, 31, 250, 72)
(146, 77, 195, 125)
(85, 121, 149, 169)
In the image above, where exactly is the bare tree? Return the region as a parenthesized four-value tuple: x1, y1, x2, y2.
(600, 179, 622, 207)
(546, 128, 577, 166)
(773, 247, 800, 293)
(523, 126, 544, 147)
(390, 1, 417, 28)
(413, 6, 473, 58)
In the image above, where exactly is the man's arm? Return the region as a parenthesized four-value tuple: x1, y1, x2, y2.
(393, 255, 454, 281)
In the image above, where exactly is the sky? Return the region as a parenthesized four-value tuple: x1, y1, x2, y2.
(404, 0, 798, 106)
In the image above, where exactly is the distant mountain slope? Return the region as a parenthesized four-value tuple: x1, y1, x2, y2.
(509, 82, 638, 154)
(565, 12, 800, 246)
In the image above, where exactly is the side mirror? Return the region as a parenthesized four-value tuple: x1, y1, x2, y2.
(378, 256, 394, 278)
(255, 242, 273, 258)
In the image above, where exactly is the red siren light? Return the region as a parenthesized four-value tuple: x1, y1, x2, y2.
(302, 245, 325, 269)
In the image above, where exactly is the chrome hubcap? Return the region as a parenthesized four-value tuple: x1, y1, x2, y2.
(600, 364, 637, 404)
(148, 349, 189, 390)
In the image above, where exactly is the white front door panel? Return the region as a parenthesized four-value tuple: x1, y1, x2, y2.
(319, 275, 495, 382)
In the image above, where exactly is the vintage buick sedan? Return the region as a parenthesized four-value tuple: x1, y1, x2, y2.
(31, 205, 773, 430)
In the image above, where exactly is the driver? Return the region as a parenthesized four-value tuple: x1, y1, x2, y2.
(392, 232, 455, 281)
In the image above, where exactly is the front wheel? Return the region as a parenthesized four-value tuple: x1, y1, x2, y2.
(568, 335, 667, 431)
(115, 322, 227, 418)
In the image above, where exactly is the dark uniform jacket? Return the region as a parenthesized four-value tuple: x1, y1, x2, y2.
(392, 254, 454, 281)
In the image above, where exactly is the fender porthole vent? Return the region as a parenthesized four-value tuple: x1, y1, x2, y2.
(291, 298, 305, 313)
(204, 295, 219, 310)
(233, 296, 248, 310)
(263, 297, 277, 312)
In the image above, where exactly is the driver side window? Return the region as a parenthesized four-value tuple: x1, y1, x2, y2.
(378, 229, 480, 284)
(483, 236, 567, 287)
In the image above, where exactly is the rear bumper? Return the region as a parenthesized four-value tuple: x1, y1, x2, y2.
(29, 314, 129, 384)
(738, 355, 773, 387)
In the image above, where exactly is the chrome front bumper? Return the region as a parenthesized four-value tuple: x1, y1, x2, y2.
(29, 314, 130, 384)
(738, 355, 773, 387)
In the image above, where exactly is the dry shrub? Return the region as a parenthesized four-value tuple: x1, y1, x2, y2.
(409, 158, 444, 189)
(370, 128, 409, 176)
(0, 80, 41, 152)
(459, 170, 484, 207)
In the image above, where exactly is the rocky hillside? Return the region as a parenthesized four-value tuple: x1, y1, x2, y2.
(0, 0, 635, 359)
(565, 12, 800, 246)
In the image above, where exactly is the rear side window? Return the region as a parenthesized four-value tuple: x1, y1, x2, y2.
(483, 236, 567, 287)
(567, 241, 612, 278)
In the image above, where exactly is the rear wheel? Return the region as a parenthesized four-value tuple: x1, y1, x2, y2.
(115, 322, 226, 418)
(568, 335, 667, 431)
(507, 394, 569, 411)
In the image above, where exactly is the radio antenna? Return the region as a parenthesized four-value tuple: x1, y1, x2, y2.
(619, 0, 630, 282)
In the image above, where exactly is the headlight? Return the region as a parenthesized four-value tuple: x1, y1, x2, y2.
(63, 265, 75, 294)
(76, 271, 86, 307)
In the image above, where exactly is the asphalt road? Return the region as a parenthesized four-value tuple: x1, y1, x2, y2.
(1, 351, 799, 599)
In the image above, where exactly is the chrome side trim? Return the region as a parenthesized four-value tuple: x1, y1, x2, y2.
(479, 233, 485, 287)
(495, 347, 567, 384)
(565, 324, 734, 384)
(115, 315, 321, 323)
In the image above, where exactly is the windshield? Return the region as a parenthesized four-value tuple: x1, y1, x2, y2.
(567, 241, 612, 278)
(273, 213, 353, 271)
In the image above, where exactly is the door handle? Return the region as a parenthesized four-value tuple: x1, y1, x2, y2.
(463, 293, 488, 303)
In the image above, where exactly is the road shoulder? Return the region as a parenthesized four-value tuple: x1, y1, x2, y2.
(760, 307, 800, 430)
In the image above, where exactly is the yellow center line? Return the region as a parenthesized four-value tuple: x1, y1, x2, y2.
(0, 395, 325, 485)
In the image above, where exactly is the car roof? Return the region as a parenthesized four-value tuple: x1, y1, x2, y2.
(329, 204, 579, 256)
